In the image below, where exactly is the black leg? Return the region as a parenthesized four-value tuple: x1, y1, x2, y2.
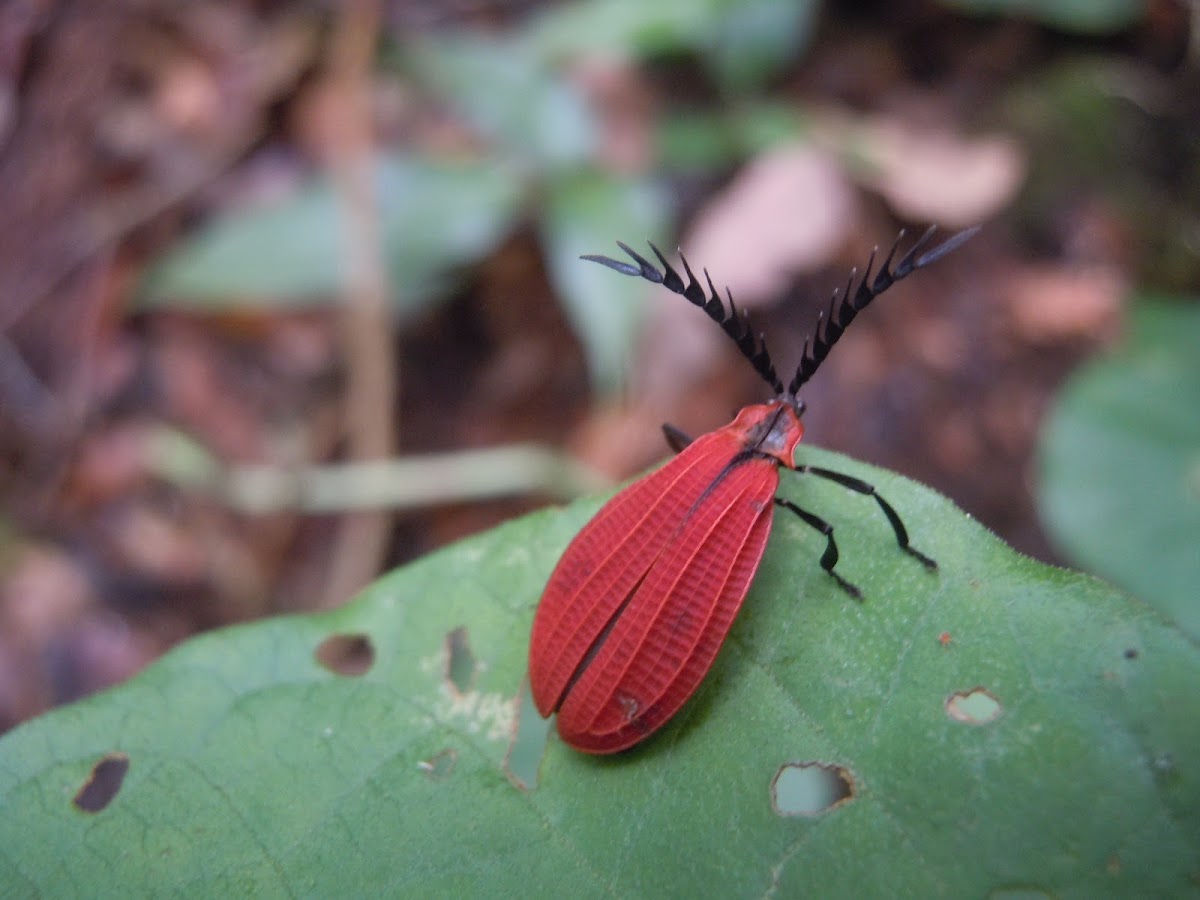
(774, 498, 862, 599)
(798, 465, 937, 570)
(661, 423, 694, 454)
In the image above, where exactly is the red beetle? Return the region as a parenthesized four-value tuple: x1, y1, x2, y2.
(529, 226, 977, 753)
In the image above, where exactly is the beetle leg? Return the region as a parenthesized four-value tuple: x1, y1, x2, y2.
(798, 466, 937, 570)
(661, 423, 695, 453)
(773, 498, 862, 600)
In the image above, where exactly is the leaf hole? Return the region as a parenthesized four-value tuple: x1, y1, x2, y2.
(315, 633, 375, 676)
(946, 687, 1002, 724)
(1123, 647, 1139, 660)
(417, 748, 458, 780)
(73, 753, 130, 813)
(504, 680, 550, 792)
(445, 626, 476, 695)
(771, 761, 855, 817)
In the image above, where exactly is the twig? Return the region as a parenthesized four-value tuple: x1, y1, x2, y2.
(322, 0, 397, 607)
(149, 432, 610, 514)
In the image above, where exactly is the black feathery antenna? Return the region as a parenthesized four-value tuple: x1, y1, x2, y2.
(787, 225, 980, 396)
(582, 226, 979, 401)
(581, 242, 784, 394)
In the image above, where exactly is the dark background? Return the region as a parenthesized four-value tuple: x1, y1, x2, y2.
(1, 0, 1196, 730)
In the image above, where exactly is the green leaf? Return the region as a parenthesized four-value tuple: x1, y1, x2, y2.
(658, 103, 809, 171)
(1038, 297, 1200, 641)
(138, 155, 524, 313)
(528, 0, 719, 60)
(528, 0, 816, 92)
(540, 170, 671, 393)
(707, 0, 817, 92)
(938, 0, 1144, 34)
(1, 447, 1196, 896)
(405, 34, 595, 169)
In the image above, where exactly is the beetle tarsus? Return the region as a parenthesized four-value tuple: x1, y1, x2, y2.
(773, 497, 863, 600)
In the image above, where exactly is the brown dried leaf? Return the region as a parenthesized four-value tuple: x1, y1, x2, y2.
(1004, 264, 1126, 343)
(569, 57, 654, 174)
(0, 545, 95, 648)
(684, 143, 859, 305)
(826, 112, 1025, 227)
(105, 504, 210, 584)
(567, 402, 669, 481)
(68, 422, 157, 509)
(634, 144, 858, 408)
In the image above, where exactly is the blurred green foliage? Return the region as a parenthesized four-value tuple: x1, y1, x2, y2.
(938, 0, 1143, 33)
(138, 0, 825, 393)
(139, 155, 525, 318)
(1038, 297, 1200, 641)
(139, 0, 1162, 392)
(1005, 59, 1200, 292)
(528, 0, 817, 91)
